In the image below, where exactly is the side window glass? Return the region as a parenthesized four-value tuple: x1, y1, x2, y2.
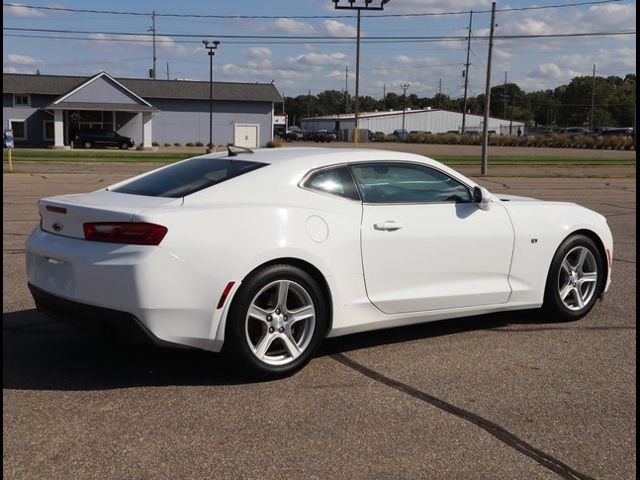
(349, 162, 471, 204)
(304, 166, 360, 201)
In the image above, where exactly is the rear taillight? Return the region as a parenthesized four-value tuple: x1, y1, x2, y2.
(83, 222, 168, 245)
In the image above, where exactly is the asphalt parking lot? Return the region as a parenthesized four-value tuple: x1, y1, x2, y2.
(3, 163, 636, 480)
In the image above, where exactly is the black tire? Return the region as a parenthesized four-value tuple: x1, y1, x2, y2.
(83, 141, 92, 149)
(542, 234, 605, 322)
(119, 142, 129, 150)
(223, 264, 328, 379)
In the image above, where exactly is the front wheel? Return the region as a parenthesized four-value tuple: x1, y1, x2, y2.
(223, 265, 328, 378)
(542, 234, 605, 322)
(83, 141, 92, 149)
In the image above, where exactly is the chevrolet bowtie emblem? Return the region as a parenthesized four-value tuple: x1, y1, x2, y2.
(52, 222, 63, 232)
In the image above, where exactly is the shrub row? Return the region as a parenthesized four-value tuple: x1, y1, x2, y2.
(383, 133, 635, 150)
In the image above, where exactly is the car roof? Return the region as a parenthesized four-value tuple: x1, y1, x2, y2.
(197, 147, 439, 170)
(179, 147, 478, 203)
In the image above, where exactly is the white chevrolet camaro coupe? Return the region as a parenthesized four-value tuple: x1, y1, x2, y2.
(26, 147, 613, 377)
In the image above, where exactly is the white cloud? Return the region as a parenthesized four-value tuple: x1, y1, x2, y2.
(527, 62, 564, 79)
(327, 69, 345, 79)
(4, 54, 43, 66)
(287, 52, 349, 66)
(387, 0, 491, 14)
(3, 3, 44, 16)
(323, 20, 356, 37)
(508, 18, 552, 36)
(221, 60, 308, 81)
(245, 47, 272, 59)
(494, 48, 513, 60)
(4, 53, 46, 75)
(271, 18, 315, 34)
(87, 33, 194, 56)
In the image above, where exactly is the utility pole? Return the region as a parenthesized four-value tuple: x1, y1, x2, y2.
(461, 10, 473, 135)
(382, 83, 386, 109)
(307, 89, 311, 117)
(509, 97, 514, 135)
(354, 9, 362, 145)
(480, 1, 496, 176)
(590, 64, 596, 131)
(202, 40, 220, 152)
(345, 65, 349, 113)
(166, 62, 169, 80)
(503, 71, 508, 120)
(149, 11, 156, 79)
(438, 78, 442, 106)
(333, 0, 390, 147)
(401, 82, 410, 135)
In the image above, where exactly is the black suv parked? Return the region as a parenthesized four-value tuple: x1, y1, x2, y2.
(73, 129, 135, 149)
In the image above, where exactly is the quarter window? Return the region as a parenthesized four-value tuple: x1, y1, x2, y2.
(304, 166, 360, 201)
(349, 162, 471, 204)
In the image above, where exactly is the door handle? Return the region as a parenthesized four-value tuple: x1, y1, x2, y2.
(374, 221, 403, 232)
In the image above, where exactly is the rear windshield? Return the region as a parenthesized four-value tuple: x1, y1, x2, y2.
(112, 157, 268, 198)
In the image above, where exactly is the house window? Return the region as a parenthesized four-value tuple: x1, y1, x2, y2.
(44, 120, 54, 141)
(13, 94, 31, 108)
(9, 120, 27, 140)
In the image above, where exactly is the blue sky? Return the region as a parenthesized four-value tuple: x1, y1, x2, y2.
(3, 0, 636, 98)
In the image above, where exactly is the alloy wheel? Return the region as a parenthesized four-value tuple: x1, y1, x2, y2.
(557, 246, 598, 311)
(245, 280, 316, 366)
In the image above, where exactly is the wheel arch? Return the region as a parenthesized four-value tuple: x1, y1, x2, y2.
(557, 228, 609, 293)
(229, 257, 334, 337)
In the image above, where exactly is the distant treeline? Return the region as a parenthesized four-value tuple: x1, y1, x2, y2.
(284, 73, 636, 129)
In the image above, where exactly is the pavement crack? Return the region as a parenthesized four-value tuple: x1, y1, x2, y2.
(332, 352, 595, 480)
(613, 257, 635, 264)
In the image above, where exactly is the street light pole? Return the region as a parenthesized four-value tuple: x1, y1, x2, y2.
(203, 40, 220, 153)
(401, 83, 410, 135)
(333, 0, 390, 147)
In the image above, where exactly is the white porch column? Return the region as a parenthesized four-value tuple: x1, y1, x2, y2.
(141, 112, 153, 149)
(54, 110, 64, 148)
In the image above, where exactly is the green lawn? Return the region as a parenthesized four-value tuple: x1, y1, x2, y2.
(3, 149, 636, 165)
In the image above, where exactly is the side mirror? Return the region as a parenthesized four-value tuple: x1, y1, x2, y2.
(472, 186, 483, 203)
(472, 186, 492, 211)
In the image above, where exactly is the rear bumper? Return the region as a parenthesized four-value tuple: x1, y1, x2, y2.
(26, 228, 226, 351)
(29, 283, 160, 345)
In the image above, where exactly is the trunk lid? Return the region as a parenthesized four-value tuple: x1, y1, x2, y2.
(38, 190, 181, 239)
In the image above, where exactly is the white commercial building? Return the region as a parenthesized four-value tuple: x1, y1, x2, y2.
(301, 108, 524, 136)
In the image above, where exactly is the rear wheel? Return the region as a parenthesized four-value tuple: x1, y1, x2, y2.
(223, 265, 328, 378)
(542, 234, 604, 322)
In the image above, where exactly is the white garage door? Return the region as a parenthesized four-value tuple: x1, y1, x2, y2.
(234, 124, 259, 148)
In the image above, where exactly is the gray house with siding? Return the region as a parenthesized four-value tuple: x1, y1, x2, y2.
(2, 71, 283, 149)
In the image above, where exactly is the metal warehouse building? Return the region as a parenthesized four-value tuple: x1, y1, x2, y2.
(3, 71, 282, 149)
(301, 108, 524, 136)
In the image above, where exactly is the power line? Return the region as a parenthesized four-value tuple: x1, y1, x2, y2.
(4, 26, 636, 41)
(2, 0, 626, 18)
(3, 31, 635, 47)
